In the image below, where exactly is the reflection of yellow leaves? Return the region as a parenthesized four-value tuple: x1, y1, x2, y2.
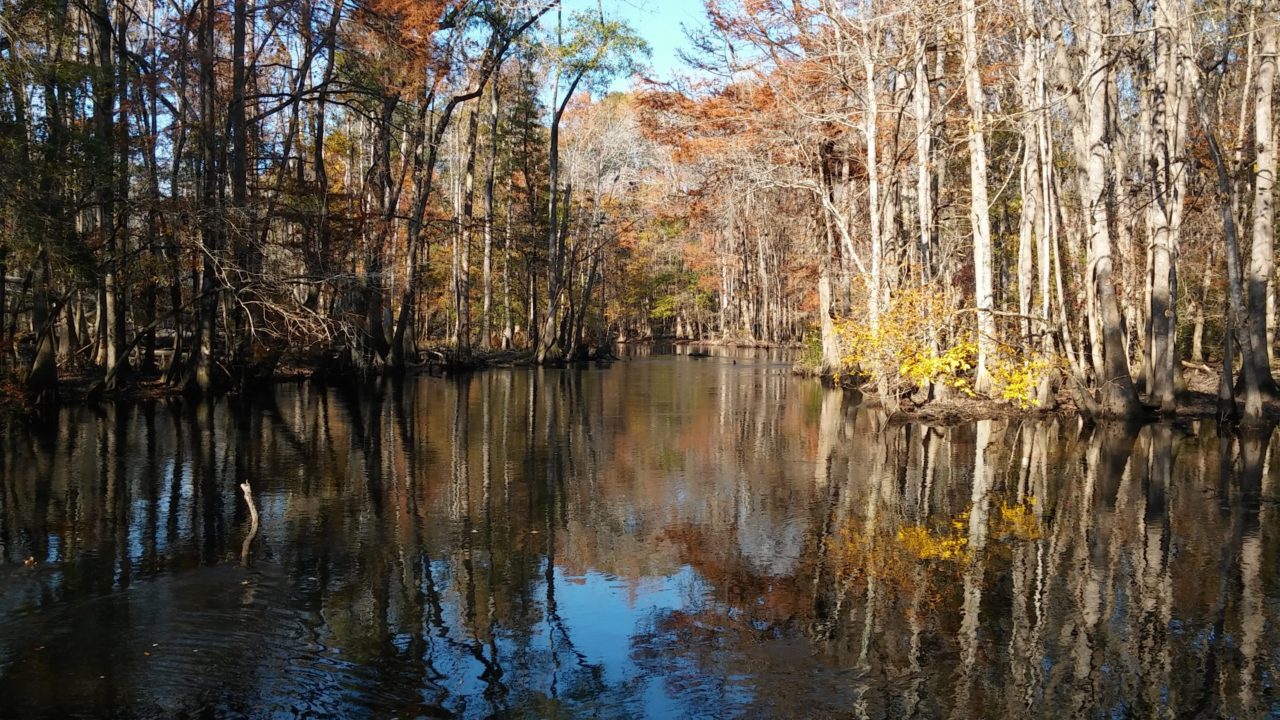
(831, 509, 972, 595)
(895, 525, 969, 561)
(994, 499, 1042, 540)
(829, 500, 1043, 611)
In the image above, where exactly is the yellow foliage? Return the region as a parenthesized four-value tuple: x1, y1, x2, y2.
(899, 342, 978, 397)
(833, 288, 977, 397)
(830, 287, 1064, 407)
(989, 351, 1060, 410)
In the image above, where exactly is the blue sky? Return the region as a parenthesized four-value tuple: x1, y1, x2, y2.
(561, 0, 710, 89)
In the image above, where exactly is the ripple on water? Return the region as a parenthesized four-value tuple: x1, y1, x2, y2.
(0, 560, 464, 718)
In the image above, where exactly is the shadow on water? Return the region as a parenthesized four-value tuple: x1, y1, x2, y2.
(0, 355, 1278, 718)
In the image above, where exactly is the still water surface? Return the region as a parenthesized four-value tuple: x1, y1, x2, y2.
(0, 351, 1277, 718)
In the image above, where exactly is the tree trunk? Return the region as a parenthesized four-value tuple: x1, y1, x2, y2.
(914, 30, 933, 286)
(231, 0, 248, 223)
(366, 95, 396, 366)
(818, 196, 841, 373)
(963, 0, 996, 393)
(1016, 0, 1039, 355)
(453, 108, 480, 356)
(92, 0, 124, 376)
(1035, 28, 1057, 407)
(0, 246, 6, 366)
(1202, 95, 1264, 421)
(503, 176, 514, 348)
(26, 250, 57, 401)
(482, 74, 500, 350)
(1146, 0, 1191, 412)
(140, 11, 163, 376)
(1248, 1, 1280, 395)
(537, 69, 586, 363)
(193, 0, 221, 393)
(1080, 0, 1142, 418)
(864, 45, 883, 334)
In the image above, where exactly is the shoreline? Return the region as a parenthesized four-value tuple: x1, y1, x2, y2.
(6, 346, 1278, 429)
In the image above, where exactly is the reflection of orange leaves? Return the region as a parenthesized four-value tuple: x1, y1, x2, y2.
(661, 523, 811, 620)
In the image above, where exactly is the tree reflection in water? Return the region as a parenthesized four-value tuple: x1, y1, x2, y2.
(0, 355, 1277, 718)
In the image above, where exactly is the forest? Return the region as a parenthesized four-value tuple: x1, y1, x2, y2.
(0, 0, 1277, 421)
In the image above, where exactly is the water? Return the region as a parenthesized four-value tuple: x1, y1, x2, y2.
(0, 353, 1277, 718)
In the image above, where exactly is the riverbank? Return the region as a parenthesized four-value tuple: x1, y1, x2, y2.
(8, 345, 1280, 430)
(681, 338, 802, 350)
(814, 361, 1280, 426)
(3, 345, 614, 411)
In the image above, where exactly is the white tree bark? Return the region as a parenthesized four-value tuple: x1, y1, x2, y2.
(1249, 1, 1279, 392)
(962, 0, 995, 393)
(1146, 0, 1191, 411)
(864, 35, 883, 333)
(1080, 0, 1142, 417)
(914, 29, 932, 285)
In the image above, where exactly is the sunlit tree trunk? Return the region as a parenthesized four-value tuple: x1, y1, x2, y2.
(860, 13, 883, 335)
(1202, 91, 1265, 421)
(817, 260, 840, 373)
(914, 29, 932, 286)
(1146, 0, 1191, 412)
(503, 176, 514, 348)
(453, 108, 480, 356)
(962, 0, 995, 393)
(1249, 2, 1280, 394)
(1080, 0, 1141, 418)
(1017, 6, 1038, 347)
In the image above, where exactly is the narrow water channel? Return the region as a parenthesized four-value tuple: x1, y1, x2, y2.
(0, 352, 1276, 718)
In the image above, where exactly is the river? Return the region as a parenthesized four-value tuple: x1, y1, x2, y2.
(0, 350, 1276, 718)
